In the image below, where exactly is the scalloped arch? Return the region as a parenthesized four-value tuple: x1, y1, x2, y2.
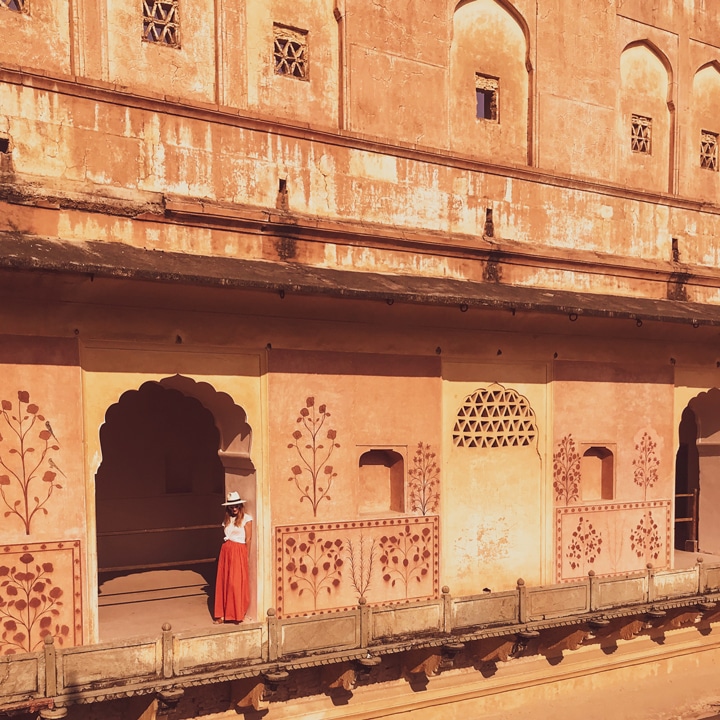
(101, 375, 253, 457)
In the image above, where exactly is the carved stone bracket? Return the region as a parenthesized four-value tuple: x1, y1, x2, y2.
(156, 688, 184, 717)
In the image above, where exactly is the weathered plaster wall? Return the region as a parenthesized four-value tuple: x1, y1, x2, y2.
(267, 350, 442, 616)
(442, 361, 549, 594)
(2, 0, 720, 204)
(552, 361, 675, 580)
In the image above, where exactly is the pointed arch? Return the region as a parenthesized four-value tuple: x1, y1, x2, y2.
(449, 0, 533, 165)
(621, 39, 674, 103)
(617, 39, 675, 193)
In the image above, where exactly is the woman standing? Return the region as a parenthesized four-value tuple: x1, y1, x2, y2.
(214, 491, 252, 623)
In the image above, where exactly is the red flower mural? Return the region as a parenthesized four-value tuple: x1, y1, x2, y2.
(379, 524, 432, 598)
(630, 510, 662, 562)
(408, 442, 440, 516)
(284, 532, 344, 609)
(0, 391, 63, 535)
(553, 434, 581, 506)
(0, 551, 70, 654)
(566, 516, 603, 573)
(287, 397, 340, 517)
(633, 431, 659, 500)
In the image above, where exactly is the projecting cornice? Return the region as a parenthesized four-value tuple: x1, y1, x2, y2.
(1, 232, 719, 327)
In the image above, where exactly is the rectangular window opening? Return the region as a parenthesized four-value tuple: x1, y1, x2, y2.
(701, 130, 718, 171)
(273, 24, 308, 80)
(1, 0, 25, 11)
(475, 74, 499, 121)
(142, 0, 180, 47)
(631, 114, 652, 154)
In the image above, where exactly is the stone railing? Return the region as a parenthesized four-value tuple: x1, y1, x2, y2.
(3, 560, 720, 714)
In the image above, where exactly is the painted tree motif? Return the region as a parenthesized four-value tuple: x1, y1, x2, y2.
(408, 442, 440, 516)
(553, 434, 581, 506)
(284, 532, 344, 609)
(379, 524, 432, 598)
(287, 397, 340, 517)
(0, 552, 70, 655)
(346, 533, 376, 601)
(0, 391, 63, 535)
(630, 510, 662, 563)
(633, 431, 660, 500)
(566, 516, 603, 573)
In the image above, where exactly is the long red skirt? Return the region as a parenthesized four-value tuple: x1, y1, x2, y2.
(214, 541, 250, 622)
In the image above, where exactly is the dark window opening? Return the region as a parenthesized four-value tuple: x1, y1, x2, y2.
(476, 74, 499, 122)
(1, 0, 25, 12)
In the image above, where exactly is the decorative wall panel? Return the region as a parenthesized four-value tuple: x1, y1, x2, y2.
(556, 501, 671, 581)
(275, 516, 439, 617)
(0, 541, 82, 655)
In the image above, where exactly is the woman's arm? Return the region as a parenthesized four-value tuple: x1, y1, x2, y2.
(244, 520, 253, 548)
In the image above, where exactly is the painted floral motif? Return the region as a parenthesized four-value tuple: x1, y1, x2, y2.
(287, 397, 340, 517)
(630, 510, 662, 562)
(566, 516, 603, 573)
(379, 524, 432, 598)
(408, 442, 440, 516)
(284, 532, 344, 609)
(633, 430, 660, 500)
(0, 391, 63, 535)
(553, 434, 580, 506)
(346, 533, 376, 601)
(0, 551, 69, 654)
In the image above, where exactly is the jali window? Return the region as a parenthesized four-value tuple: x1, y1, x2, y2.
(453, 384, 537, 449)
(476, 74, 499, 121)
(143, 0, 179, 47)
(631, 114, 652, 154)
(701, 130, 718, 171)
(273, 25, 308, 80)
(1, 0, 26, 11)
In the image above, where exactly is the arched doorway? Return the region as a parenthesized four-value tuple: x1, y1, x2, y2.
(95, 377, 255, 633)
(676, 389, 720, 555)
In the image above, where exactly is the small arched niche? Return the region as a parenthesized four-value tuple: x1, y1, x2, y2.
(358, 449, 405, 514)
(580, 446, 614, 501)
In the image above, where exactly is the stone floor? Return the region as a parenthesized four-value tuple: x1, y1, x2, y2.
(98, 569, 219, 642)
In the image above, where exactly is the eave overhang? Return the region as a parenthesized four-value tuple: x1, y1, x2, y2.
(1, 233, 719, 327)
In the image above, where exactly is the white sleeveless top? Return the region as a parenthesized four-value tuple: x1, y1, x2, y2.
(223, 513, 252, 544)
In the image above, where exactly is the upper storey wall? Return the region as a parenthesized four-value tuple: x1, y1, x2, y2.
(1, 0, 720, 202)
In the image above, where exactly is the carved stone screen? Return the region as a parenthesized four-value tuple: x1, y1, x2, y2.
(453, 385, 537, 449)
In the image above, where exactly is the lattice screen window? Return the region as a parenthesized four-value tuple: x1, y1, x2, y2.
(1, 0, 26, 11)
(476, 74, 499, 121)
(701, 130, 718, 171)
(631, 114, 652, 154)
(273, 25, 308, 80)
(143, 0, 179, 47)
(453, 385, 538, 448)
